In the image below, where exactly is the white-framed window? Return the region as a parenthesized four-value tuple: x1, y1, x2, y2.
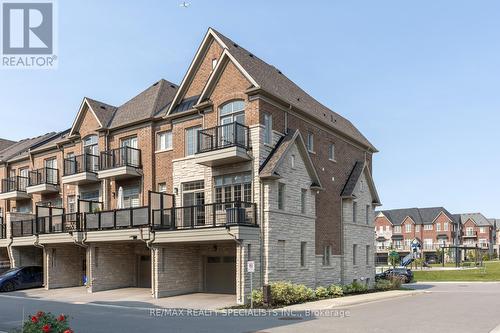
(83, 135, 99, 155)
(123, 186, 140, 208)
(353, 244, 358, 265)
(323, 245, 331, 266)
(158, 183, 167, 193)
(444, 222, 448, 231)
(67, 195, 76, 213)
(424, 224, 433, 231)
(404, 239, 412, 248)
(185, 126, 201, 156)
(328, 143, 335, 161)
(156, 131, 172, 151)
(405, 223, 412, 233)
(394, 226, 402, 233)
(385, 225, 390, 232)
(278, 183, 285, 210)
(436, 223, 441, 232)
(291, 154, 296, 169)
(263, 113, 272, 145)
(365, 245, 370, 265)
(480, 227, 486, 233)
(424, 239, 433, 249)
(300, 242, 307, 267)
(394, 240, 402, 249)
(353, 201, 357, 223)
(214, 172, 252, 207)
(365, 205, 370, 225)
(415, 225, 420, 232)
(378, 226, 383, 233)
(306, 132, 314, 152)
(212, 58, 217, 69)
(220, 100, 245, 124)
(278, 240, 286, 269)
(466, 227, 474, 236)
(300, 189, 307, 214)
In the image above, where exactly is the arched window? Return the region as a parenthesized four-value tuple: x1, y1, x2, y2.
(83, 135, 98, 155)
(219, 100, 245, 125)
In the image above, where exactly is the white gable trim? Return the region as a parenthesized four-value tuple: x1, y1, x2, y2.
(362, 164, 381, 205)
(196, 49, 259, 105)
(166, 28, 229, 116)
(431, 211, 452, 224)
(69, 98, 103, 137)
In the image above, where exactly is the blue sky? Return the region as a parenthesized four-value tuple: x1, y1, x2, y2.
(1, 0, 499, 217)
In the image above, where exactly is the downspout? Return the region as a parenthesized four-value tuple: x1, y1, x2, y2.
(33, 236, 46, 287)
(259, 180, 265, 288)
(340, 198, 345, 285)
(226, 228, 244, 304)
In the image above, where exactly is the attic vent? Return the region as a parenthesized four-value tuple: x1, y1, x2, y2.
(248, 53, 254, 58)
(296, 98, 300, 101)
(170, 84, 176, 89)
(277, 69, 282, 74)
(153, 82, 159, 86)
(233, 43, 239, 48)
(100, 106, 106, 110)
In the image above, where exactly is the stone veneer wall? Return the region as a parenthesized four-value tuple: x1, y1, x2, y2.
(342, 171, 376, 286)
(154, 243, 202, 298)
(45, 244, 85, 289)
(263, 143, 317, 288)
(88, 243, 141, 292)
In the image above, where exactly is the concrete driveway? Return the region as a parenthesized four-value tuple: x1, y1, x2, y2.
(3, 287, 236, 310)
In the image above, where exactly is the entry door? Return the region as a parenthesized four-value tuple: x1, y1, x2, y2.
(137, 255, 151, 288)
(205, 256, 236, 294)
(182, 192, 205, 227)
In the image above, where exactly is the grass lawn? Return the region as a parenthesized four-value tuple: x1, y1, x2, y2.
(413, 261, 500, 281)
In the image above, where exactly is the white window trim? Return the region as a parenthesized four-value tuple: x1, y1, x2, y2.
(156, 130, 173, 153)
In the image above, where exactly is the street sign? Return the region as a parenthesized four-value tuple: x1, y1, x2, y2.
(247, 260, 255, 273)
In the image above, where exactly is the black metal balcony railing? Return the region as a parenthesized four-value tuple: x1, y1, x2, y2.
(1, 176, 28, 193)
(152, 201, 257, 230)
(197, 122, 250, 153)
(11, 218, 37, 237)
(63, 153, 99, 176)
(28, 167, 59, 186)
(37, 213, 80, 234)
(100, 146, 142, 170)
(83, 206, 149, 231)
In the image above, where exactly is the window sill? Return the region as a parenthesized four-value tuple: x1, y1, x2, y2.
(155, 148, 173, 154)
(329, 159, 337, 163)
(308, 150, 316, 155)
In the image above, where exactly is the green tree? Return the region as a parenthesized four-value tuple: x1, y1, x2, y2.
(389, 251, 400, 268)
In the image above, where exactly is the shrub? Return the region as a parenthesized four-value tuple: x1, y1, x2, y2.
(327, 284, 344, 298)
(462, 262, 472, 267)
(315, 286, 329, 299)
(342, 281, 368, 295)
(252, 281, 315, 307)
(374, 279, 393, 291)
(250, 289, 264, 306)
(23, 311, 73, 333)
(388, 275, 403, 289)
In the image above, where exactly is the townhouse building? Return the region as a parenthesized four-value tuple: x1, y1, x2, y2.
(460, 213, 495, 253)
(375, 208, 497, 264)
(374, 207, 459, 263)
(0, 28, 380, 303)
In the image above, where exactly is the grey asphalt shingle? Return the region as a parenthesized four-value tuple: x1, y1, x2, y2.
(85, 98, 117, 127)
(210, 29, 376, 152)
(379, 207, 456, 226)
(0, 132, 58, 162)
(0, 139, 16, 152)
(460, 213, 492, 227)
(108, 79, 178, 129)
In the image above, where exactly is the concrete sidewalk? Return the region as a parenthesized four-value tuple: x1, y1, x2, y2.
(0, 287, 236, 310)
(283, 289, 427, 310)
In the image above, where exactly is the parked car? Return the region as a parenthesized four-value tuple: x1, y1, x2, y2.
(376, 267, 413, 283)
(0, 266, 43, 292)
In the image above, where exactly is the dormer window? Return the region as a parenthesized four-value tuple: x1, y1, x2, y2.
(212, 58, 218, 69)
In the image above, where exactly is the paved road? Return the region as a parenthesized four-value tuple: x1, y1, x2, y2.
(0, 282, 499, 333)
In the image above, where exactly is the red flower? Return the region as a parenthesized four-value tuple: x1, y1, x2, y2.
(57, 314, 66, 322)
(63, 330, 73, 333)
(31, 316, 38, 323)
(36, 311, 45, 318)
(42, 324, 51, 333)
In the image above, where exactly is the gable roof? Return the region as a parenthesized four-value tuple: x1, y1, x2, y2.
(0, 132, 58, 163)
(341, 161, 381, 205)
(379, 207, 457, 226)
(0, 139, 16, 152)
(167, 28, 376, 152)
(69, 80, 178, 136)
(460, 213, 492, 227)
(259, 129, 322, 189)
(108, 79, 178, 129)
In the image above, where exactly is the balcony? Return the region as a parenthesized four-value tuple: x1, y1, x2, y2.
(97, 147, 142, 180)
(0, 218, 5, 239)
(82, 206, 149, 231)
(195, 122, 251, 166)
(61, 153, 99, 185)
(463, 231, 478, 238)
(0, 176, 30, 200)
(11, 218, 37, 237)
(26, 167, 60, 194)
(151, 201, 257, 230)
